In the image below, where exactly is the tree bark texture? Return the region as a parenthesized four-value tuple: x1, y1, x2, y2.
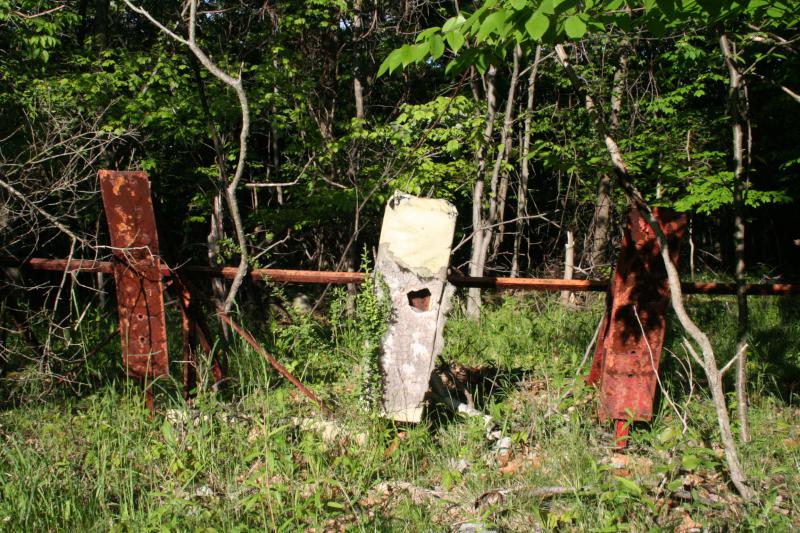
(490, 45, 523, 263)
(467, 65, 497, 319)
(720, 32, 751, 443)
(591, 47, 627, 272)
(512, 46, 541, 277)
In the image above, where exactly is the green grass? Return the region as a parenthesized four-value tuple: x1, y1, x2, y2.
(1, 292, 799, 531)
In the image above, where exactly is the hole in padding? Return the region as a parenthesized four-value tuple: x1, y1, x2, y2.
(407, 288, 432, 312)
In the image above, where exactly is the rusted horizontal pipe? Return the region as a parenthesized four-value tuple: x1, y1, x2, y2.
(682, 282, 799, 295)
(191, 265, 366, 284)
(452, 276, 608, 291)
(5, 258, 799, 295)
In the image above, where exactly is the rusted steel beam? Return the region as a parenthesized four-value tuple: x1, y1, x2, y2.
(590, 207, 687, 433)
(7, 257, 800, 295)
(216, 312, 332, 416)
(99, 170, 169, 379)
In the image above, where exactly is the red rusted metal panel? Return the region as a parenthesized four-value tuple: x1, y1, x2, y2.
(591, 207, 687, 424)
(99, 170, 169, 379)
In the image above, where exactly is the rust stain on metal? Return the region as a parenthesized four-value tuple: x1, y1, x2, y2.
(614, 419, 630, 448)
(99, 170, 169, 379)
(590, 207, 687, 424)
(168, 270, 224, 397)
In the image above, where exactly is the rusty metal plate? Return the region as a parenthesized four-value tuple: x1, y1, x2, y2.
(99, 170, 169, 379)
(592, 207, 687, 422)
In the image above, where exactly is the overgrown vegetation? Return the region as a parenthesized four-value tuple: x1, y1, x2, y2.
(1, 290, 798, 530)
(2, 0, 800, 529)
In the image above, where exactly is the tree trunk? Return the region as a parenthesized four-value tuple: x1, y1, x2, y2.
(512, 46, 541, 277)
(490, 47, 523, 265)
(346, 0, 366, 314)
(720, 32, 751, 443)
(591, 48, 626, 272)
(591, 175, 612, 270)
(560, 230, 574, 305)
(467, 65, 497, 319)
(192, 60, 230, 321)
(93, 0, 110, 46)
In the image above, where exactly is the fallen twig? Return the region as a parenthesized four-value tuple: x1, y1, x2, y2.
(369, 481, 460, 505)
(216, 311, 332, 416)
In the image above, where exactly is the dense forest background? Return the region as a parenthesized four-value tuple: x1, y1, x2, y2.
(2, 0, 798, 293)
(1, 2, 800, 528)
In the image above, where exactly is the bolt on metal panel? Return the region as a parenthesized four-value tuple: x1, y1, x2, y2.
(99, 170, 169, 379)
(591, 207, 687, 423)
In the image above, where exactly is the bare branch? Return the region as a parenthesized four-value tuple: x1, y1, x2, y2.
(123, 0, 251, 313)
(0, 175, 84, 245)
(12, 4, 66, 19)
(780, 85, 800, 103)
(721, 342, 748, 376)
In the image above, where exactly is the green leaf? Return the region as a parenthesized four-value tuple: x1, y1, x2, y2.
(399, 44, 416, 66)
(667, 478, 684, 491)
(538, 0, 555, 15)
(510, 0, 528, 9)
(446, 139, 461, 152)
(553, 0, 580, 14)
(646, 15, 665, 37)
(682, 454, 701, 471)
(696, 0, 722, 16)
(442, 14, 466, 32)
(614, 476, 642, 496)
(430, 34, 445, 60)
(656, 0, 676, 17)
(525, 11, 550, 40)
(766, 4, 786, 18)
(377, 58, 389, 77)
(474, 49, 490, 74)
(377, 51, 396, 77)
(161, 419, 177, 445)
(445, 30, 466, 53)
(477, 9, 508, 41)
(416, 26, 441, 41)
(413, 41, 431, 62)
(564, 15, 587, 38)
(657, 426, 680, 444)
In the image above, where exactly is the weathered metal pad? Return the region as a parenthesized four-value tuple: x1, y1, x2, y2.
(590, 207, 687, 422)
(99, 170, 169, 379)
